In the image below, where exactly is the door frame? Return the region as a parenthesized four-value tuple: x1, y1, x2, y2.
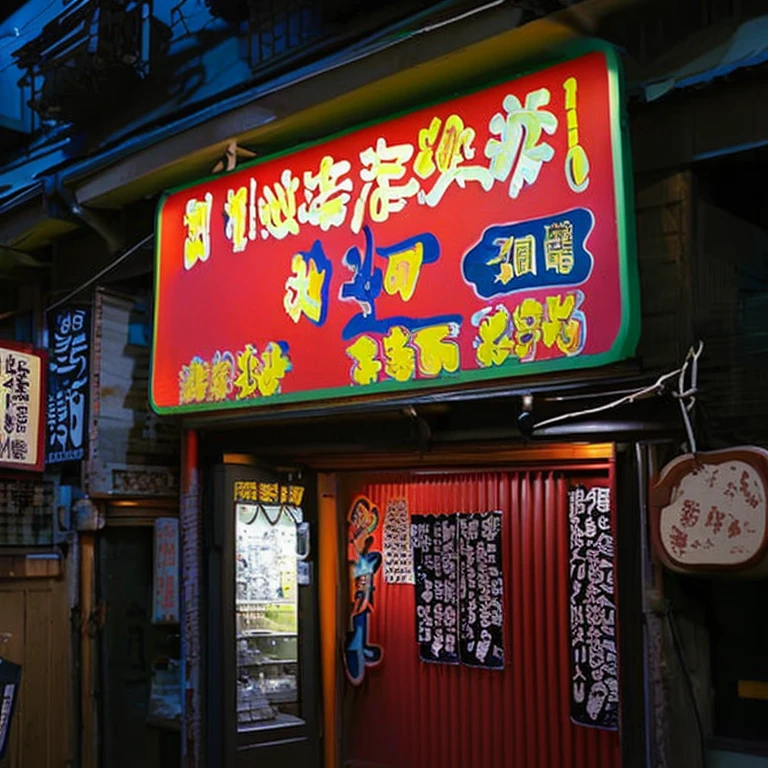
(208, 460, 322, 768)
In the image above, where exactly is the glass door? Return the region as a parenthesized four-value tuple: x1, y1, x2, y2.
(210, 463, 320, 768)
(235, 502, 302, 729)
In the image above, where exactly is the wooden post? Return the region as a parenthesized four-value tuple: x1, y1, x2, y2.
(79, 532, 97, 768)
(318, 473, 340, 768)
(180, 430, 202, 768)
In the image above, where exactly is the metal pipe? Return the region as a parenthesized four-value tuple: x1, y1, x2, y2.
(636, 442, 655, 768)
(180, 429, 202, 768)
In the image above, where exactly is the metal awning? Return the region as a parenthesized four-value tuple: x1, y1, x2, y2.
(641, 14, 768, 101)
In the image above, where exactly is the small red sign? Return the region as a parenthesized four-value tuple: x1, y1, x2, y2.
(151, 44, 638, 414)
(153, 517, 180, 623)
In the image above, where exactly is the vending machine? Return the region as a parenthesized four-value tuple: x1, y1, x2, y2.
(207, 463, 320, 768)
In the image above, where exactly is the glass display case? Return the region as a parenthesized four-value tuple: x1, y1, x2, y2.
(235, 502, 303, 730)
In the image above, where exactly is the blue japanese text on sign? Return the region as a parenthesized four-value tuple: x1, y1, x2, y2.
(46, 307, 90, 464)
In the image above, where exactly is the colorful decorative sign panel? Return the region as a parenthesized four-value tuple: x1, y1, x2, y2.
(344, 495, 383, 685)
(152, 44, 638, 413)
(650, 448, 768, 577)
(0, 344, 45, 472)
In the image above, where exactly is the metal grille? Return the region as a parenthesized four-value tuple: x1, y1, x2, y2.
(0, 479, 55, 546)
(248, 0, 323, 69)
(246, 0, 464, 73)
(12, 0, 170, 123)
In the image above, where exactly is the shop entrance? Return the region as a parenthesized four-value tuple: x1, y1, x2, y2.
(208, 462, 321, 768)
(98, 521, 181, 768)
(340, 467, 621, 768)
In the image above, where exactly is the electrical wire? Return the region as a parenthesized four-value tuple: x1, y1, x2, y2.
(532, 342, 705, 444)
(674, 341, 703, 454)
(533, 367, 686, 429)
(47, 232, 153, 311)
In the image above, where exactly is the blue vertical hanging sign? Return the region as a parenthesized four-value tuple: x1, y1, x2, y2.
(46, 306, 91, 464)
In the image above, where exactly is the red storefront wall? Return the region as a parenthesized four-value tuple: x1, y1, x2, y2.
(344, 470, 620, 768)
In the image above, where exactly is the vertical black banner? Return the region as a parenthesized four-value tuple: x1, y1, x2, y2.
(568, 485, 619, 730)
(458, 511, 505, 669)
(46, 306, 90, 464)
(411, 514, 459, 664)
(0, 657, 21, 760)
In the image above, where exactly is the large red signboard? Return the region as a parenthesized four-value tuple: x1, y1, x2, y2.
(151, 44, 638, 414)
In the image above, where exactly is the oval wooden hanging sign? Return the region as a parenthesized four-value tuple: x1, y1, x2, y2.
(650, 447, 768, 577)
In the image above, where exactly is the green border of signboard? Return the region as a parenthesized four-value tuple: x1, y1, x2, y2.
(150, 37, 640, 416)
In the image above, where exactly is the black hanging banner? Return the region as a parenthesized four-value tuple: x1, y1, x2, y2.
(568, 485, 619, 730)
(458, 511, 505, 669)
(0, 658, 21, 761)
(46, 306, 91, 464)
(411, 514, 459, 664)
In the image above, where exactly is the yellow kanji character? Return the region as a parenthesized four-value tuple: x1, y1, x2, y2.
(248, 178, 258, 241)
(412, 323, 460, 377)
(414, 117, 442, 179)
(258, 482, 279, 503)
(298, 155, 353, 230)
(512, 297, 543, 362)
(474, 306, 514, 368)
(256, 342, 292, 397)
(284, 250, 328, 325)
(346, 336, 382, 385)
(289, 485, 305, 506)
(542, 293, 585, 356)
(563, 77, 590, 193)
(513, 234, 536, 277)
(383, 326, 416, 382)
(209, 351, 234, 401)
(383, 241, 425, 302)
(544, 220, 574, 274)
(224, 186, 248, 253)
(258, 169, 300, 240)
(236, 481, 257, 502)
(351, 138, 420, 233)
(378, 232, 440, 303)
(487, 236, 515, 285)
(234, 344, 260, 400)
(179, 357, 210, 403)
(415, 114, 493, 207)
(183, 193, 213, 270)
(485, 88, 558, 199)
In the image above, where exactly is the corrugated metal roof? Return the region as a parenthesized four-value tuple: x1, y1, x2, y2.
(641, 14, 768, 101)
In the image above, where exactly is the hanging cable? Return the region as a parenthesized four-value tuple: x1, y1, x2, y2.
(532, 342, 705, 436)
(672, 341, 703, 455)
(47, 232, 154, 312)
